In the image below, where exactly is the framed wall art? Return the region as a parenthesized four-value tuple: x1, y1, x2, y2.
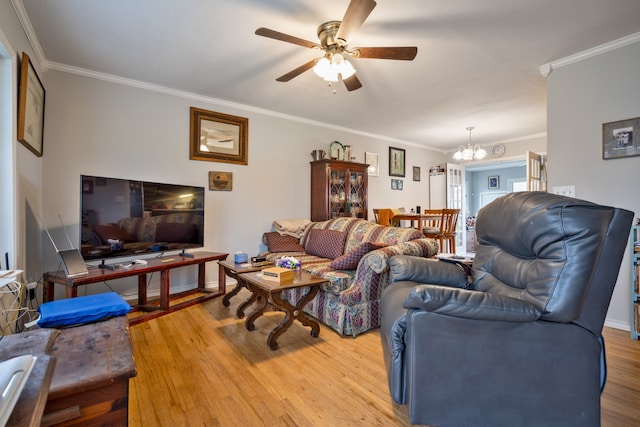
(602, 117, 640, 160)
(17, 52, 45, 157)
(209, 171, 233, 191)
(488, 175, 500, 189)
(190, 107, 248, 165)
(413, 166, 420, 181)
(365, 152, 379, 176)
(389, 146, 405, 177)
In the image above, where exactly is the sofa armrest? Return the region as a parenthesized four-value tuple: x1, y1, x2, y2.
(403, 284, 542, 322)
(359, 238, 439, 275)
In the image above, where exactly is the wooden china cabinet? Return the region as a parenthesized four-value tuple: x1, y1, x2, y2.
(310, 159, 368, 221)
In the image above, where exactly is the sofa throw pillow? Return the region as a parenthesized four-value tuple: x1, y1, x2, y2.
(155, 222, 198, 243)
(305, 229, 347, 260)
(93, 224, 137, 244)
(328, 241, 388, 270)
(264, 232, 305, 252)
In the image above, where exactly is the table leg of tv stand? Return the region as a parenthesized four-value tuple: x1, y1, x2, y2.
(160, 270, 170, 309)
(198, 262, 207, 290)
(138, 274, 147, 305)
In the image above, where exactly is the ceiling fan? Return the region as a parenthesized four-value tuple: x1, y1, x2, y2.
(255, 0, 417, 91)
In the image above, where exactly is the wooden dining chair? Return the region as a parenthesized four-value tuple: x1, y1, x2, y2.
(421, 209, 443, 235)
(373, 209, 395, 226)
(423, 208, 460, 253)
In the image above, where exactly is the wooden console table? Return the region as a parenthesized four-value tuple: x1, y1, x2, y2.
(43, 251, 228, 324)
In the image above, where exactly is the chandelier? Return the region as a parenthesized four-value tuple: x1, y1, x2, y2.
(313, 52, 356, 82)
(453, 126, 487, 161)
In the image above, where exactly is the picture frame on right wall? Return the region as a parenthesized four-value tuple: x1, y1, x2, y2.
(488, 175, 500, 189)
(602, 116, 640, 160)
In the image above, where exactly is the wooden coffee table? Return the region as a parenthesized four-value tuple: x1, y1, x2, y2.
(238, 270, 328, 350)
(218, 259, 264, 316)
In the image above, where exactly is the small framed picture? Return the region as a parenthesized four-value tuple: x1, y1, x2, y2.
(397, 179, 403, 190)
(209, 171, 233, 191)
(413, 166, 420, 181)
(391, 179, 398, 190)
(365, 152, 379, 176)
(488, 176, 500, 189)
(602, 117, 640, 160)
(389, 146, 405, 177)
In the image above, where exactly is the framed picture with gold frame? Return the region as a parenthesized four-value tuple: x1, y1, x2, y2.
(190, 107, 248, 165)
(18, 52, 46, 157)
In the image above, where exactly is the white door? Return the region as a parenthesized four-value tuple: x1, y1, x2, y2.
(526, 151, 547, 191)
(446, 163, 465, 253)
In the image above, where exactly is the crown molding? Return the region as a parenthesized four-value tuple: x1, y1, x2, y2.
(47, 61, 428, 149)
(540, 32, 640, 77)
(11, 0, 48, 71)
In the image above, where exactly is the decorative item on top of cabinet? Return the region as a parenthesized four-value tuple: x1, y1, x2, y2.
(311, 159, 368, 221)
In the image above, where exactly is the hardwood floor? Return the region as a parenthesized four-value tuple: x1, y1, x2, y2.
(128, 289, 640, 426)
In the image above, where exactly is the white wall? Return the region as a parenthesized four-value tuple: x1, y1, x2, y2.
(0, 0, 44, 282)
(39, 69, 445, 297)
(547, 41, 640, 330)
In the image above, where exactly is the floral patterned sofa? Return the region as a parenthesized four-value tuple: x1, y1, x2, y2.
(261, 217, 438, 336)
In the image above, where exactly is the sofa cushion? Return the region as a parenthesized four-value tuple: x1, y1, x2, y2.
(93, 224, 137, 244)
(263, 231, 305, 253)
(329, 241, 388, 270)
(155, 222, 198, 243)
(305, 229, 347, 260)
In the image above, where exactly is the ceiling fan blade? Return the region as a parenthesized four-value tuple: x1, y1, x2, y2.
(255, 27, 320, 49)
(353, 46, 418, 60)
(335, 0, 377, 43)
(276, 59, 319, 82)
(343, 74, 363, 91)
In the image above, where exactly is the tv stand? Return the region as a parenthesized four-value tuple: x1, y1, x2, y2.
(43, 251, 228, 325)
(98, 259, 117, 270)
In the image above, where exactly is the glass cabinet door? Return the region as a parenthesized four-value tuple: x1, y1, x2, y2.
(329, 169, 347, 218)
(348, 170, 366, 218)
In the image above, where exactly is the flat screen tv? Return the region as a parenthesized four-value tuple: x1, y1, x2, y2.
(80, 175, 205, 262)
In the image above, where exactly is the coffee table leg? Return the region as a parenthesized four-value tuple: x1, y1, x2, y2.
(237, 291, 258, 319)
(223, 279, 245, 307)
(245, 287, 269, 331)
(268, 286, 320, 350)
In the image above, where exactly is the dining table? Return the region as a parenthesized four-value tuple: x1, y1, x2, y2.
(393, 212, 442, 230)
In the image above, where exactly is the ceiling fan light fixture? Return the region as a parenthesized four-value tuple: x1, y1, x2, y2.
(313, 57, 331, 77)
(313, 53, 356, 82)
(340, 59, 356, 79)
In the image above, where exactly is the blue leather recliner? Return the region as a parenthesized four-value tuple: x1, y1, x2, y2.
(380, 192, 633, 427)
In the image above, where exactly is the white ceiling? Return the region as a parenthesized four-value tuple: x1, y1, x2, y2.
(16, 0, 640, 151)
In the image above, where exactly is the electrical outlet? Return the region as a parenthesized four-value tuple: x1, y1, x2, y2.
(552, 185, 576, 198)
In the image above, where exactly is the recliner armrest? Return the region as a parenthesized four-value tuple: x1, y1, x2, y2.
(390, 255, 469, 288)
(404, 285, 542, 322)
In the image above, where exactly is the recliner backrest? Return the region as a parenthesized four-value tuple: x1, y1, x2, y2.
(472, 192, 632, 330)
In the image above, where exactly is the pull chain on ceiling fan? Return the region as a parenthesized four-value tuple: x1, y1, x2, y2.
(255, 0, 418, 92)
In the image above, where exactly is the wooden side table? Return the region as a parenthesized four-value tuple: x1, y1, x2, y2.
(239, 271, 328, 350)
